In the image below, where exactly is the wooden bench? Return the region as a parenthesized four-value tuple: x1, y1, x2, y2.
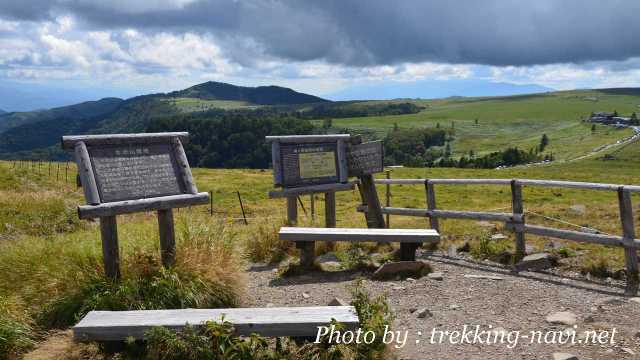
(73, 306, 359, 341)
(279, 227, 440, 266)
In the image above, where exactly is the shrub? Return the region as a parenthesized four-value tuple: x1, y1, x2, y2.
(470, 233, 514, 265)
(243, 220, 292, 264)
(37, 252, 238, 329)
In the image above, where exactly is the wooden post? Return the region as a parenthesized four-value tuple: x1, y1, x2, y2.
(385, 170, 391, 228)
(171, 138, 198, 194)
(511, 180, 526, 260)
(425, 180, 439, 232)
(618, 187, 638, 296)
(297, 196, 307, 216)
(56, 162, 60, 181)
(100, 216, 120, 280)
(65, 162, 69, 183)
(325, 191, 336, 250)
(287, 196, 297, 226)
(358, 174, 385, 228)
(158, 209, 176, 267)
(75, 142, 101, 205)
(310, 194, 316, 222)
(237, 191, 248, 225)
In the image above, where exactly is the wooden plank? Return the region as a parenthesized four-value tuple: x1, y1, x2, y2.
(78, 193, 210, 219)
(279, 227, 439, 243)
(286, 196, 297, 226)
(337, 139, 348, 183)
(517, 224, 636, 247)
(325, 192, 336, 228)
(425, 180, 439, 232)
(618, 187, 639, 295)
(366, 207, 524, 223)
(62, 132, 189, 149)
(515, 179, 621, 191)
(74, 142, 101, 205)
(158, 209, 176, 268)
(385, 171, 391, 228)
(265, 134, 351, 144)
(271, 141, 283, 186)
(511, 180, 526, 260)
(376, 179, 512, 185)
(100, 216, 120, 280)
(73, 306, 359, 341)
(268, 182, 355, 198)
(171, 138, 198, 194)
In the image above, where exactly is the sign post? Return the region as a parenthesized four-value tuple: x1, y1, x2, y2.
(62, 132, 209, 280)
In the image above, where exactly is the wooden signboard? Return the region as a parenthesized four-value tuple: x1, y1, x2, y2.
(280, 142, 339, 188)
(347, 140, 384, 177)
(62, 132, 209, 279)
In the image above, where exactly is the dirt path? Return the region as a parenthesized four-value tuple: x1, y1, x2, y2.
(244, 250, 640, 359)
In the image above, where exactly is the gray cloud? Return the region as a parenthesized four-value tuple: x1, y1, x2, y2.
(2, 0, 640, 67)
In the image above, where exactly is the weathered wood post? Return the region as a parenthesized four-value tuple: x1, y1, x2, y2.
(424, 180, 440, 232)
(618, 186, 638, 296)
(385, 170, 391, 228)
(158, 209, 176, 267)
(100, 216, 120, 280)
(325, 191, 336, 250)
(287, 196, 297, 226)
(310, 194, 315, 222)
(510, 179, 526, 260)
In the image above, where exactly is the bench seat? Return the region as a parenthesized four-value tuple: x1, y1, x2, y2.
(279, 227, 439, 243)
(73, 306, 359, 341)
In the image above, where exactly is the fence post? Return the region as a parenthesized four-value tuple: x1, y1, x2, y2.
(425, 180, 439, 232)
(618, 187, 638, 296)
(286, 196, 297, 226)
(310, 194, 316, 222)
(209, 190, 213, 216)
(237, 191, 248, 225)
(324, 191, 336, 250)
(385, 170, 391, 228)
(510, 180, 526, 260)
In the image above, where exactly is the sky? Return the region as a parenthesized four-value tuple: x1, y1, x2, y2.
(1, 0, 640, 110)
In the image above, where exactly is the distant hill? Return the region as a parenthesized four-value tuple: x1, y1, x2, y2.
(169, 81, 329, 105)
(0, 109, 5, 115)
(0, 82, 331, 159)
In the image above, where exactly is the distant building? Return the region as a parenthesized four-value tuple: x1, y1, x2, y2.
(588, 112, 630, 125)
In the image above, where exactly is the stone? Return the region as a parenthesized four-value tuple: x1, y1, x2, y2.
(621, 348, 635, 356)
(328, 297, 349, 306)
(552, 353, 578, 360)
(416, 308, 433, 319)
(266, 303, 275, 308)
(302, 292, 311, 299)
(629, 297, 640, 304)
(320, 261, 342, 271)
(372, 260, 431, 280)
(490, 233, 507, 241)
(317, 252, 340, 264)
(447, 245, 458, 257)
(463, 274, 503, 281)
(477, 221, 497, 229)
(514, 253, 557, 272)
(406, 277, 416, 282)
(569, 204, 586, 215)
(545, 311, 577, 326)
(428, 272, 444, 281)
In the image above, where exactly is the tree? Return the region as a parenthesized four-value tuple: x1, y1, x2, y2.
(631, 112, 639, 126)
(436, 122, 440, 129)
(613, 110, 618, 117)
(474, 118, 479, 125)
(451, 121, 455, 129)
(469, 149, 475, 158)
(591, 124, 596, 133)
(444, 143, 452, 158)
(539, 134, 549, 152)
(322, 118, 333, 129)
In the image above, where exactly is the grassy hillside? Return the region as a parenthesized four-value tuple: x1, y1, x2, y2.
(330, 89, 640, 160)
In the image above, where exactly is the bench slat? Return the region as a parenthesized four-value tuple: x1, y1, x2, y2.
(279, 227, 439, 243)
(73, 306, 359, 341)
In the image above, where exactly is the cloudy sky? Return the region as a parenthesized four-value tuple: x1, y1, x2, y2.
(1, 0, 640, 109)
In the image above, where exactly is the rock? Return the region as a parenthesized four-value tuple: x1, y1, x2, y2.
(317, 252, 340, 263)
(372, 260, 432, 280)
(490, 233, 507, 241)
(328, 297, 348, 306)
(302, 292, 311, 299)
(552, 353, 578, 360)
(266, 303, 275, 308)
(392, 286, 405, 291)
(447, 245, 458, 257)
(569, 204, 586, 215)
(477, 221, 497, 229)
(629, 297, 640, 304)
(545, 311, 577, 326)
(416, 308, 432, 319)
(599, 297, 626, 306)
(514, 253, 557, 272)
(428, 272, 444, 281)
(584, 315, 595, 323)
(525, 244, 536, 254)
(320, 261, 341, 271)
(449, 304, 460, 310)
(463, 274, 503, 281)
(406, 277, 416, 282)
(409, 308, 417, 313)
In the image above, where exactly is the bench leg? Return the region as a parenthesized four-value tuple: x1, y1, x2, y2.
(399, 243, 418, 261)
(297, 241, 315, 268)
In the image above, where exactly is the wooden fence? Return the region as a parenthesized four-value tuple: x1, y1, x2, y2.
(364, 177, 640, 295)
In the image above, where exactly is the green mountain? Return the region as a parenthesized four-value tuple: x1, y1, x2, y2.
(0, 109, 6, 115)
(169, 81, 329, 105)
(0, 82, 332, 159)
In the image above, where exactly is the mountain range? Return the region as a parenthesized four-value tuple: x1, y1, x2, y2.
(0, 81, 329, 158)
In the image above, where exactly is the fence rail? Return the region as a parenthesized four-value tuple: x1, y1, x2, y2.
(365, 177, 640, 295)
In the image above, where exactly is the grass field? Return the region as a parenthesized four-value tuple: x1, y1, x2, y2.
(328, 90, 640, 160)
(162, 97, 257, 112)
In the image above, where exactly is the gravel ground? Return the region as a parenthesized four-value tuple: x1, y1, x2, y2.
(243, 250, 640, 360)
